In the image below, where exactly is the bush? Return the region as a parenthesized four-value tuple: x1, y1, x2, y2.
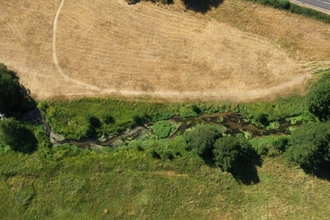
(285, 122, 330, 169)
(152, 121, 172, 138)
(213, 136, 242, 171)
(0, 118, 38, 153)
(102, 113, 115, 124)
(185, 124, 220, 157)
(307, 74, 330, 121)
(179, 106, 199, 118)
(86, 114, 102, 128)
(0, 64, 25, 116)
(279, 0, 289, 8)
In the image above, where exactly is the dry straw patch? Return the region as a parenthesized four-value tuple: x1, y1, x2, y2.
(0, 0, 329, 101)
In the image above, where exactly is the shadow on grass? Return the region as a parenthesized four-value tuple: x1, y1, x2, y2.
(200, 147, 263, 185)
(183, 0, 223, 13)
(302, 162, 330, 181)
(229, 151, 263, 185)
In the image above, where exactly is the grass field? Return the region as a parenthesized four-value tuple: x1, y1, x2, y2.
(1, 141, 330, 220)
(1, 0, 330, 102)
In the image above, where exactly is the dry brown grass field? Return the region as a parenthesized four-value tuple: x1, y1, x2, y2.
(1, 0, 330, 101)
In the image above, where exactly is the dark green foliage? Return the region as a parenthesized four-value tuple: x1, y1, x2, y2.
(213, 136, 242, 172)
(285, 122, 330, 169)
(0, 118, 37, 153)
(254, 113, 270, 127)
(213, 137, 261, 184)
(151, 150, 161, 159)
(185, 124, 219, 157)
(179, 106, 199, 118)
(0, 63, 36, 117)
(279, 0, 289, 8)
(152, 121, 172, 138)
(307, 74, 330, 121)
(86, 114, 102, 128)
(133, 114, 151, 127)
(272, 136, 289, 153)
(0, 65, 24, 116)
(102, 113, 115, 124)
(182, 0, 223, 13)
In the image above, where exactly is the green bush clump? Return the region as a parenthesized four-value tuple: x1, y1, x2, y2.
(185, 124, 220, 157)
(179, 106, 199, 118)
(285, 122, 330, 170)
(213, 137, 256, 172)
(0, 63, 36, 117)
(0, 118, 38, 154)
(307, 73, 330, 121)
(152, 121, 172, 138)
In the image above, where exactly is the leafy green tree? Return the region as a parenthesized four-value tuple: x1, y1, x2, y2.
(0, 118, 37, 153)
(213, 136, 241, 171)
(307, 74, 330, 121)
(185, 124, 219, 157)
(0, 64, 24, 116)
(285, 122, 330, 169)
(213, 136, 261, 184)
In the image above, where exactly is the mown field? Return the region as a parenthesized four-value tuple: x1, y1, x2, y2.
(0, 0, 330, 101)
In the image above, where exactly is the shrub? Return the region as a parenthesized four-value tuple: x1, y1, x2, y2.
(152, 121, 172, 138)
(279, 0, 289, 8)
(185, 124, 219, 157)
(102, 113, 115, 124)
(285, 122, 330, 169)
(0, 118, 38, 153)
(179, 106, 199, 118)
(86, 114, 102, 128)
(213, 136, 242, 171)
(307, 74, 330, 121)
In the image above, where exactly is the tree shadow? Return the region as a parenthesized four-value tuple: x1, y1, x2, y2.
(183, 0, 224, 13)
(5, 125, 38, 154)
(229, 150, 263, 185)
(302, 162, 330, 181)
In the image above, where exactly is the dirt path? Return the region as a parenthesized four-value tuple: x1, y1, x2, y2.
(1, 0, 330, 102)
(53, 0, 101, 91)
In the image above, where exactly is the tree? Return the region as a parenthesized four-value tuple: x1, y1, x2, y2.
(213, 136, 241, 171)
(213, 136, 261, 184)
(0, 64, 24, 116)
(0, 63, 36, 117)
(185, 124, 219, 157)
(285, 122, 330, 169)
(307, 74, 330, 121)
(0, 118, 37, 153)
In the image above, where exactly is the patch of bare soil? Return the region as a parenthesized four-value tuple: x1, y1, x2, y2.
(0, 0, 329, 102)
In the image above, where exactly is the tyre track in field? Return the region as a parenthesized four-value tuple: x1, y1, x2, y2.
(53, 0, 101, 91)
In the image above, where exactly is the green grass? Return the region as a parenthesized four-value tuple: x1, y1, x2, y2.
(40, 98, 183, 139)
(1, 139, 330, 219)
(239, 95, 314, 125)
(40, 95, 314, 139)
